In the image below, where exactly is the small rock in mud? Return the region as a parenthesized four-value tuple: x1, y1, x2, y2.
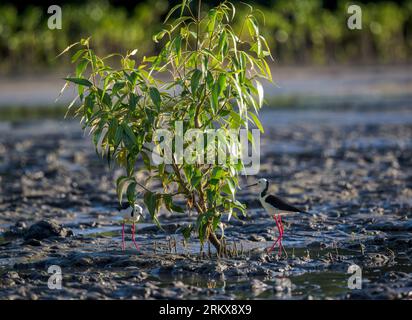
(5, 221, 28, 236)
(364, 253, 391, 267)
(24, 220, 73, 240)
(274, 277, 293, 293)
(250, 279, 270, 294)
(197, 261, 227, 277)
(248, 234, 266, 242)
(0, 271, 25, 287)
(4, 271, 20, 279)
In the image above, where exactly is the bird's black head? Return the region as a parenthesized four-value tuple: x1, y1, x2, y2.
(245, 178, 269, 196)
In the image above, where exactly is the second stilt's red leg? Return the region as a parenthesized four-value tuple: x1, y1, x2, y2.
(268, 214, 286, 258)
(268, 215, 282, 253)
(131, 222, 139, 251)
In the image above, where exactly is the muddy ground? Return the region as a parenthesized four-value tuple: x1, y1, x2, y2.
(1, 108, 412, 300)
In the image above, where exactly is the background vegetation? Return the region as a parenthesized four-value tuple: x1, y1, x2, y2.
(0, 0, 411, 73)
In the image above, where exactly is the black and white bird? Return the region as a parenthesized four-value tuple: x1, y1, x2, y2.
(247, 178, 308, 256)
(118, 202, 144, 251)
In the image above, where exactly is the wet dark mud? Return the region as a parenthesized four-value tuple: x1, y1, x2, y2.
(1, 109, 412, 299)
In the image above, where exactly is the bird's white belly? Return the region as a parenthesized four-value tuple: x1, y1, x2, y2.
(123, 215, 141, 223)
(260, 197, 277, 215)
(120, 207, 141, 223)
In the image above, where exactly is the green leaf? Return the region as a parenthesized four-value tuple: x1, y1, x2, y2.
(141, 151, 152, 170)
(116, 176, 131, 204)
(206, 71, 214, 89)
(64, 77, 93, 87)
(181, 224, 193, 240)
(71, 49, 85, 63)
(164, 3, 183, 23)
(207, 9, 217, 36)
(191, 175, 202, 188)
(174, 35, 182, 58)
(247, 15, 259, 37)
(211, 167, 225, 179)
(218, 30, 228, 57)
(75, 59, 88, 77)
(164, 194, 185, 213)
(144, 191, 156, 219)
(222, 178, 235, 200)
(153, 30, 168, 43)
(163, 194, 172, 211)
(211, 86, 218, 113)
(180, 0, 187, 16)
(217, 74, 227, 96)
(255, 80, 264, 108)
(144, 191, 163, 230)
(126, 182, 137, 203)
(149, 87, 161, 111)
(129, 93, 140, 111)
(84, 94, 94, 117)
(121, 123, 136, 147)
(249, 112, 264, 133)
(197, 214, 208, 242)
(170, 203, 185, 213)
(190, 69, 202, 97)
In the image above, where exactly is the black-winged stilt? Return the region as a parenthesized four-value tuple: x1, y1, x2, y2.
(118, 203, 144, 251)
(247, 178, 308, 257)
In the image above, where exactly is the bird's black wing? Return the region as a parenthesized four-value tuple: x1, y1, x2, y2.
(118, 202, 130, 211)
(265, 195, 306, 213)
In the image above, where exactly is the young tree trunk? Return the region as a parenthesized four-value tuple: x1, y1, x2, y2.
(208, 229, 223, 255)
(191, 180, 224, 255)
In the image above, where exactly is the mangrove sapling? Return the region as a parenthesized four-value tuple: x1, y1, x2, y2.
(62, 0, 272, 253)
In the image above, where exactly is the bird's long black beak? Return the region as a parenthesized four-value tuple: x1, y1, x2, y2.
(245, 183, 258, 188)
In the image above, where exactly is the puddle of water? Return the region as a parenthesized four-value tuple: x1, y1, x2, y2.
(291, 271, 350, 299)
(72, 222, 153, 237)
(145, 251, 412, 299)
(149, 263, 351, 299)
(260, 110, 412, 127)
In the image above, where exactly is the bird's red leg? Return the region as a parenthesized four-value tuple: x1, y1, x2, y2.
(278, 214, 283, 256)
(122, 223, 125, 251)
(268, 215, 281, 253)
(131, 222, 139, 251)
(279, 215, 284, 233)
(278, 215, 288, 258)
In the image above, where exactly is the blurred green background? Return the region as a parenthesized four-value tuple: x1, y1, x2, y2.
(0, 0, 411, 74)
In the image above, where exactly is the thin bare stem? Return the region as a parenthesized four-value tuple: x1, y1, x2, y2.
(195, 0, 202, 52)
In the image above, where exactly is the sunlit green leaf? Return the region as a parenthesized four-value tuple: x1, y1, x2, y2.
(249, 112, 264, 133)
(64, 77, 92, 87)
(191, 69, 202, 96)
(149, 87, 161, 111)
